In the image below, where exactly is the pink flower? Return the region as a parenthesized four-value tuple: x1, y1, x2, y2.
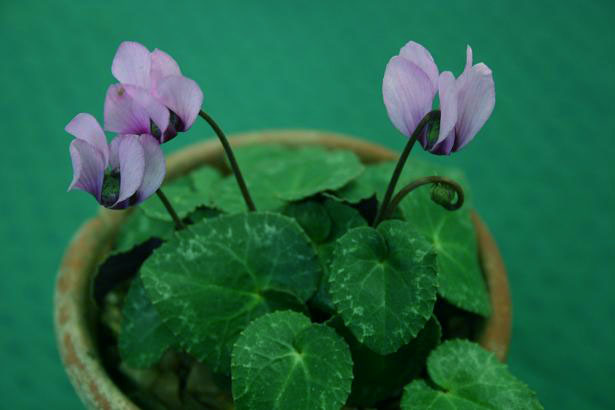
(383, 42, 495, 155)
(66, 113, 165, 209)
(104, 41, 204, 143)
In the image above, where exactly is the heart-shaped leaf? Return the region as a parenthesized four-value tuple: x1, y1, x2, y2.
(212, 145, 365, 213)
(334, 159, 471, 206)
(119, 278, 175, 368)
(334, 159, 489, 316)
(141, 166, 222, 221)
(141, 213, 322, 373)
(399, 189, 490, 316)
(231, 311, 353, 410)
(401, 340, 543, 409)
(310, 200, 367, 314)
(283, 201, 332, 243)
(329, 316, 441, 406)
(113, 208, 175, 254)
(329, 220, 437, 354)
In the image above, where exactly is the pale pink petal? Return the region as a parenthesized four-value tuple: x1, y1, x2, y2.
(111, 41, 151, 89)
(456, 45, 474, 88)
(113, 135, 146, 206)
(435, 71, 458, 147)
(150, 49, 181, 91)
(104, 84, 149, 134)
(399, 41, 439, 93)
(108, 134, 122, 171)
(453, 63, 495, 151)
(104, 84, 169, 138)
(465, 45, 473, 70)
(134, 134, 166, 203)
(126, 85, 170, 137)
(155, 75, 203, 132)
(68, 139, 106, 201)
(383, 56, 435, 138)
(65, 113, 109, 165)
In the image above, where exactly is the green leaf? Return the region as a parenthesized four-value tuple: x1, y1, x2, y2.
(334, 159, 471, 206)
(141, 212, 322, 373)
(329, 316, 441, 406)
(231, 311, 353, 410)
(401, 340, 543, 410)
(212, 145, 365, 213)
(328, 220, 438, 354)
(140, 166, 222, 221)
(334, 162, 398, 203)
(185, 206, 222, 224)
(118, 278, 175, 368)
(398, 190, 490, 316)
(190, 166, 224, 193)
(310, 200, 367, 314)
(113, 209, 175, 254)
(214, 176, 288, 213)
(283, 201, 331, 243)
(323, 199, 367, 240)
(335, 159, 489, 316)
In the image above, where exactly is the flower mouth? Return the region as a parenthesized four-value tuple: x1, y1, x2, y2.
(161, 110, 185, 142)
(422, 112, 441, 150)
(149, 119, 162, 140)
(169, 110, 184, 132)
(101, 171, 121, 207)
(149, 110, 184, 143)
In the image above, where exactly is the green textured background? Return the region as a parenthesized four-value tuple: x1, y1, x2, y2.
(1, 0, 613, 408)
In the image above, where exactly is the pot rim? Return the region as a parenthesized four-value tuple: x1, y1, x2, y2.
(54, 129, 511, 410)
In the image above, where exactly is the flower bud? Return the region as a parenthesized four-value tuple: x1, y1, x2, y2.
(101, 172, 121, 207)
(431, 183, 456, 208)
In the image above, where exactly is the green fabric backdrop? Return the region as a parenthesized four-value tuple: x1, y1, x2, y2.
(1, 0, 613, 408)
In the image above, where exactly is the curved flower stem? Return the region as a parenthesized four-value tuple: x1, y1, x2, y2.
(199, 110, 256, 212)
(382, 176, 464, 221)
(373, 110, 440, 226)
(156, 189, 185, 230)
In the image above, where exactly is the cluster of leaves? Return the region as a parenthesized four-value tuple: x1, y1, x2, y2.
(105, 144, 542, 409)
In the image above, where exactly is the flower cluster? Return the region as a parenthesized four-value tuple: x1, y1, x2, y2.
(67, 42, 203, 208)
(66, 40, 494, 213)
(383, 41, 495, 155)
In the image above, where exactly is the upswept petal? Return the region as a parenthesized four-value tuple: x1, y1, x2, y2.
(68, 139, 106, 201)
(65, 113, 109, 165)
(104, 84, 169, 137)
(465, 45, 473, 71)
(399, 41, 439, 93)
(134, 134, 166, 203)
(434, 71, 458, 149)
(108, 134, 122, 172)
(111, 41, 151, 89)
(156, 75, 203, 132)
(111, 135, 145, 206)
(150, 49, 181, 91)
(456, 45, 474, 89)
(126, 85, 170, 136)
(383, 56, 435, 138)
(104, 84, 149, 135)
(453, 62, 495, 151)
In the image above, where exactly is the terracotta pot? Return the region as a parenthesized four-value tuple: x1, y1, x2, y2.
(55, 130, 512, 410)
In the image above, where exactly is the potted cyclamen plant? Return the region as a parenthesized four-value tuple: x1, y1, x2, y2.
(55, 41, 543, 409)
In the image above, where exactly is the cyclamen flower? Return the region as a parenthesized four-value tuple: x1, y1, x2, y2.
(383, 41, 495, 155)
(66, 113, 165, 209)
(104, 41, 204, 143)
